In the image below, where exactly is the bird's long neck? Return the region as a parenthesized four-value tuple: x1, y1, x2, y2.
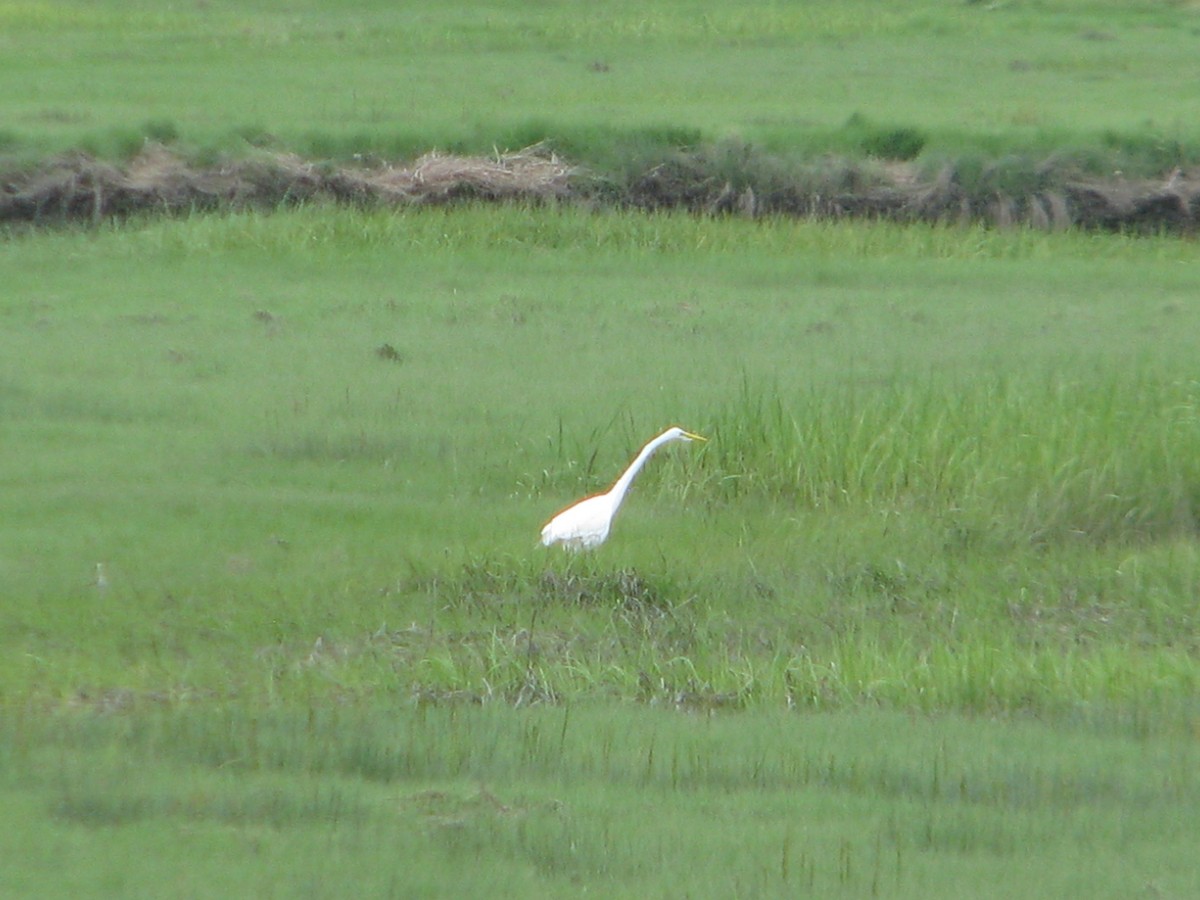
(606, 430, 675, 509)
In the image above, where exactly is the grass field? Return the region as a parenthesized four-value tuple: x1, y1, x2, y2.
(3, 207, 1199, 896)
(2, 0, 1199, 172)
(4, 1, 1200, 897)
(4, 704, 1198, 898)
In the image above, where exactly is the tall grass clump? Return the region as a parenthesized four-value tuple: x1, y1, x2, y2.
(701, 371, 1200, 546)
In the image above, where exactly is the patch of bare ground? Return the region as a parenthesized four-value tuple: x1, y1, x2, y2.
(1, 143, 1196, 233)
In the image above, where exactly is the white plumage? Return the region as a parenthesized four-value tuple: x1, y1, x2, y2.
(540, 426, 706, 550)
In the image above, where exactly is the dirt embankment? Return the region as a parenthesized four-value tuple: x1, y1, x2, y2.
(2, 143, 1196, 233)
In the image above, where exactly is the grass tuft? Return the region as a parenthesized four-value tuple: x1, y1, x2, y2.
(700, 373, 1200, 547)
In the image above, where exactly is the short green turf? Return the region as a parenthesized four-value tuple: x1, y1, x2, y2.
(2, 0, 1198, 171)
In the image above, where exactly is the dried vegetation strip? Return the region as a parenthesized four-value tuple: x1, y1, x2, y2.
(1, 143, 1197, 233)
(0, 144, 577, 225)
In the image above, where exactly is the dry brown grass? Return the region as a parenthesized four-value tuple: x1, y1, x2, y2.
(0, 143, 576, 225)
(1, 142, 1195, 233)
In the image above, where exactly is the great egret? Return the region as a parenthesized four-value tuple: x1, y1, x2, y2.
(540, 426, 707, 550)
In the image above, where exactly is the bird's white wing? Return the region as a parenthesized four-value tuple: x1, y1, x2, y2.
(540, 493, 615, 549)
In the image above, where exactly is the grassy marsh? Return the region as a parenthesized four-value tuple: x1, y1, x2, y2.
(4, 2, 1200, 893)
(2, 0, 1199, 174)
(4, 206, 1199, 712)
(3, 705, 1198, 898)
(4, 203, 1199, 898)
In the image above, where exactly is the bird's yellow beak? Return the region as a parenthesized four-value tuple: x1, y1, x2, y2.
(683, 431, 708, 443)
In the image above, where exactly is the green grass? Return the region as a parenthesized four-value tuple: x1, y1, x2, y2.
(3, 705, 1198, 898)
(5, 2, 1200, 891)
(3, 205, 1199, 708)
(2, 0, 1199, 173)
(4, 202, 1199, 896)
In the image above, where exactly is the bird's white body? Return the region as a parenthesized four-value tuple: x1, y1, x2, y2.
(540, 426, 706, 550)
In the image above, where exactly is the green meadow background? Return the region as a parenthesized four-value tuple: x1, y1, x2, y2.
(3, 0, 1200, 169)
(3, 2, 1200, 897)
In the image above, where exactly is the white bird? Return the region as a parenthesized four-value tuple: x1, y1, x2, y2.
(540, 426, 707, 550)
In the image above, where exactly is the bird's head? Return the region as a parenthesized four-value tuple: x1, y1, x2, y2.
(667, 426, 707, 444)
